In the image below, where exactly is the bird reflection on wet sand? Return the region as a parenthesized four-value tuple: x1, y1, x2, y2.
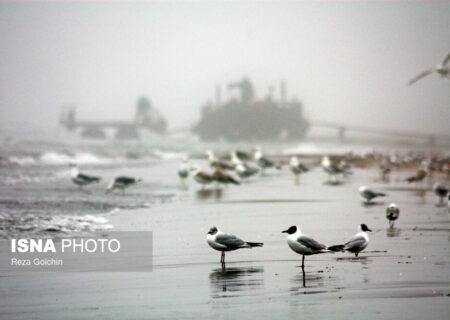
(196, 188, 223, 200)
(387, 227, 401, 238)
(209, 267, 264, 297)
(290, 269, 326, 292)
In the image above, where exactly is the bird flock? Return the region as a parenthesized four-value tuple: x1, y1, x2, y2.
(197, 149, 449, 271)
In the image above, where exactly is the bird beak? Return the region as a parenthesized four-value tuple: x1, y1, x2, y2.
(281, 230, 288, 233)
(367, 228, 372, 232)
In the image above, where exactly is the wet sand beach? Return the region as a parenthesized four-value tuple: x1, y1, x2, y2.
(1, 159, 449, 319)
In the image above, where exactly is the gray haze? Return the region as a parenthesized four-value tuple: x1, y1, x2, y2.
(0, 1, 449, 135)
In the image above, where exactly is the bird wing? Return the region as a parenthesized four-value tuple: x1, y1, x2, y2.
(78, 173, 100, 182)
(344, 235, 366, 251)
(408, 69, 434, 85)
(296, 235, 327, 251)
(442, 53, 450, 66)
(215, 234, 246, 249)
(116, 176, 135, 184)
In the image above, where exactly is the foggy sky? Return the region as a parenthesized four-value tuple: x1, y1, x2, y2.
(0, 1, 449, 135)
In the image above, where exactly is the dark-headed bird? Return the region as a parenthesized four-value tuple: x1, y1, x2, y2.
(70, 163, 101, 190)
(328, 224, 372, 257)
(282, 225, 330, 269)
(106, 176, 142, 194)
(207, 226, 263, 266)
(433, 183, 449, 206)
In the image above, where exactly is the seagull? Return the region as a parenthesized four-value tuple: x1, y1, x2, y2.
(212, 169, 240, 187)
(206, 150, 234, 171)
(289, 156, 309, 184)
(177, 158, 189, 186)
(105, 176, 142, 194)
(408, 53, 450, 85)
(328, 224, 372, 257)
(69, 163, 101, 190)
(207, 226, 263, 266)
(405, 168, 427, 188)
(379, 160, 391, 182)
(433, 183, 449, 205)
(253, 147, 274, 174)
(359, 186, 387, 203)
(321, 156, 344, 182)
(386, 203, 400, 227)
(231, 152, 259, 179)
(190, 165, 214, 190)
(282, 225, 330, 269)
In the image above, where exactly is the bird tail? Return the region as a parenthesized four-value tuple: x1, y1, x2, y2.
(328, 245, 345, 252)
(246, 242, 263, 248)
(92, 177, 101, 182)
(406, 177, 416, 183)
(230, 177, 240, 185)
(377, 192, 387, 197)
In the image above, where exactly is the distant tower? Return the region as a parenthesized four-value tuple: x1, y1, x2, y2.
(135, 97, 151, 125)
(280, 79, 287, 107)
(215, 84, 221, 106)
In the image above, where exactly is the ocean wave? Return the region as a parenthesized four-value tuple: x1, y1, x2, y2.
(0, 211, 114, 239)
(40, 152, 112, 165)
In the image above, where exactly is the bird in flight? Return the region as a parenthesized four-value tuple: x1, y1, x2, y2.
(408, 53, 450, 85)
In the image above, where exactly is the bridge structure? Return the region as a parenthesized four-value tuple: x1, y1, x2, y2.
(311, 121, 450, 145)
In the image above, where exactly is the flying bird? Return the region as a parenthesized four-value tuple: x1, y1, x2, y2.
(207, 226, 263, 266)
(328, 224, 372, 257)
(70, 163, 101, 190)
(282, 225, 330, 269)
(386, 203, 400, 227)
(408, 53, 450, 85)
(106, 176, 142, 194)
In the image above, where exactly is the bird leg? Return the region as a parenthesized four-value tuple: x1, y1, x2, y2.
(220, 251, 225, 264)
(295, 174, 299, 185)
(301, 255, 305, 269)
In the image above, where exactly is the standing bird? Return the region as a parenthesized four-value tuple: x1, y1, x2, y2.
(253, 147, 275, 175)
(289, 156, 309, 184)
(70, 163, 101, 190)
(386, 203, 400, 227)
(321, 156, 344, 182)
(106, 176, 142, 194)
(328, 224, 372, 257)
(190, 165, 214, 190)
(231, 152, 259, 179)
(433, 183, 449, 206)
(282, 225, 330, 269)
(177, 158, 190, 186)
(207, 226, 263, 267)
(359, 186, 387, 203)
(206, 150, 234, 171)
(408, 53, 450, 85)
(405, 168, 427, 188)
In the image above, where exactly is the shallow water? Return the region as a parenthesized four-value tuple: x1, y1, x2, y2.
(0, 135, 449, 319)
